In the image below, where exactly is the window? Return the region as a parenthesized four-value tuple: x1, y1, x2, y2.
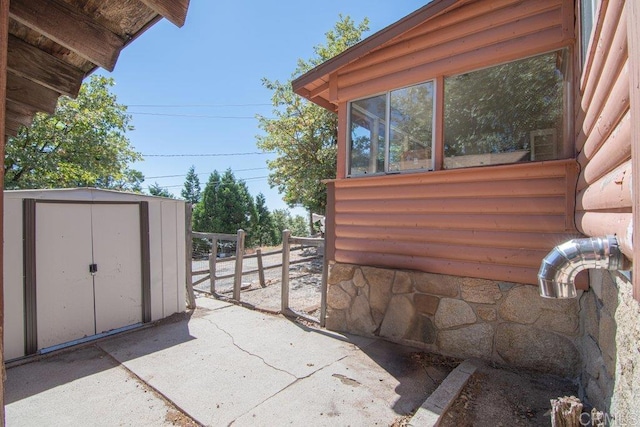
(348, 81, 434, 176)
(580, 0, 598, 66)
(443, 51, 566, 169)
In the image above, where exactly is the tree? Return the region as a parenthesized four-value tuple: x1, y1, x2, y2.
(148, 182, 174, 198)
(193, 169, 254, 235)
(181, 165, 201, 204)
(271, 209, 309, 243)
(257, 15, 369, 216)
(251, 193, 277, 246)
(4, 75, 143, 191)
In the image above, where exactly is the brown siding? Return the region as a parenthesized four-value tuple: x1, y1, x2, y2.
(329, 160, 580, 285)
(576, 1, 633, 258)
(335, 0, 571, 102)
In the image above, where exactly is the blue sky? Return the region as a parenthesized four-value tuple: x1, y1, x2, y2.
(98, 1, 427, 217)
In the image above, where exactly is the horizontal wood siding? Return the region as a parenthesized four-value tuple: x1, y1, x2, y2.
(575, 1, 633, 259)
(335, 0, 570, 102)
(330, 160, 580, 285)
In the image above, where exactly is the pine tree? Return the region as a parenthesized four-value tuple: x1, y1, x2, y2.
(252, 193, 277, 246)
(181, 165, 201, 204)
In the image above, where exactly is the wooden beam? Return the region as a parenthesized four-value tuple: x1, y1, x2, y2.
(9, 0, 123, 71)
(6, 70, 59, 113)
(5, 117, 24, 135)
(140, 0, 190, 28)
(8, 34, 83, 97)
(628, 0, 640, 300)
(6, 97, 38, 122)
(6, 105, 33, 127)
(0, 0, 8, 422)
(309, 81, 329, 99)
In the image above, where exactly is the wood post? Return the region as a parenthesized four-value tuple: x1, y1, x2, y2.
(233, 229, 245, 301)
(184, 203, 196, 310)
(256, 248, 266, 288)
(1, 0, 9, 422)
(281, 229, 291, 311)
(550, 396, 582, 427)
(320, 239, 328, 327)
(209, 237, 217, 294)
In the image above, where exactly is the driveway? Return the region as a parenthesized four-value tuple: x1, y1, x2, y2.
(6, 297, 443, 426)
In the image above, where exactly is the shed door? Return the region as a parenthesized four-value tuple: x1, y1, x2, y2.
(35, 203, 142, 350)
(92, 204, 142, 333)
(36, 204, 95, 349)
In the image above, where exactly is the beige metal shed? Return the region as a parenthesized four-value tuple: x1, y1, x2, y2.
(3, 188, 187, 361)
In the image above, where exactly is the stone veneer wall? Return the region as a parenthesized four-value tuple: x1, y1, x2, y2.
(326, 263, 581, 376)
(578, 270, 640, 423)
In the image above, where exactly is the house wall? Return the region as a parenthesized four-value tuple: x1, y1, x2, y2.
(326, 262, 581, 377)
(575, 1, 632, 257)
(327, 159, 581, 286)
(333, 0, 573, 104)
(3, 189, 186, 360)
(572, 0, 640, 420)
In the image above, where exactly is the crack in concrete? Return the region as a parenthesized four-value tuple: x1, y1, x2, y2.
(94, 343, 204, 427)
(203, 317, 297, 379)
(228, 354, 351, 426)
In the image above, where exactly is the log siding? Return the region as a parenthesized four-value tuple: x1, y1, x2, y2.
(327, 160, 581, 285)
(575, 1, 633, 259)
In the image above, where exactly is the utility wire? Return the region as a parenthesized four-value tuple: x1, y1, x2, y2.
(145, 175, 269, 189)
(146, 167, 268, 179)
(143, 152, 273, 157)
(129, 111, 262, 119)
(128, 103, 271, 108)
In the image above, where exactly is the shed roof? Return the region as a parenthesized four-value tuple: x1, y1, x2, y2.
(5, 0, 190, 139)
(291, 0, 467, 109)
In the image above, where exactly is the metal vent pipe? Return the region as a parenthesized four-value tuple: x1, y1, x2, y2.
(538, 235, 630, 299)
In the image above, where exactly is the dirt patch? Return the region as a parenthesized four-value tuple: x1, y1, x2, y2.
(165, 408, 201, 426)
(439, 363, 577, 427)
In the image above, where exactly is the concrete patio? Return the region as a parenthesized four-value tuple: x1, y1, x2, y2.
(6, 296, 446, 426)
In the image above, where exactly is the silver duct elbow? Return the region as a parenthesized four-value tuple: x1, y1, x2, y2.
(538, 235, 630, 299)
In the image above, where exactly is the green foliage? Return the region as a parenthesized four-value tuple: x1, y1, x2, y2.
(271, 209, 309, 242)
(148, 182, 175, 198)
(193, 169, 254, 235)
(181, 165, 201, 204)
(4, 75, 143, 191)
(251, 193, 278, 247)
(257, 15, 369, 215)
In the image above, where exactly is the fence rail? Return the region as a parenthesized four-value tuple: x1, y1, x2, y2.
(188, 228, 327, 325)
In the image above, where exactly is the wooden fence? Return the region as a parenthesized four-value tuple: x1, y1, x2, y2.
(187, 229, 327, 325)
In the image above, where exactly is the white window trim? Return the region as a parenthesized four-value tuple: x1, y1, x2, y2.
(346, 81, 436, 178)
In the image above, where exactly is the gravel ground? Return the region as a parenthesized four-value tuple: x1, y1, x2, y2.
(192, 246, 324, 320)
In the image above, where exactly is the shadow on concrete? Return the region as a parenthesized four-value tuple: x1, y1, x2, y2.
(5, 311, 196, 403)
(285, 317, 442, 416)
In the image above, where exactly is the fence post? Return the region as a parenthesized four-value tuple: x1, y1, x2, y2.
(233, 229, 245, 300)
(185, 203, 196, 309)
(256, 248, 266, 287)
(281, 229, 291, 312)
(209, 237, 218, 294)
(320, 239, 328, 327)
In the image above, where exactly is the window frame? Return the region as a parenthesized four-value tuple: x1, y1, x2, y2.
(346, 80, 436, 178)
(346, 48, 571, 177)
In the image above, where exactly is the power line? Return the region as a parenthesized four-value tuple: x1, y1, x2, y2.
(128, 103, 271, 108)
(129, 111, 261, 119)
(143, 152, 273, 157)
(146, 167, 268, 179)
(145, 175, 269, 189)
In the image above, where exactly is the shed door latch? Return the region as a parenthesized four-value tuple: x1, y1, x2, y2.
(89, 263, 98, 275)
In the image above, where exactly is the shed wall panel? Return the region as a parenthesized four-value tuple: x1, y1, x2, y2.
(161, 201, 179, 315)
(3, 197, 24, 360)
(330, 159, 579, 285)
(576, 1, 633, 260)
(148, 202, 164, 321)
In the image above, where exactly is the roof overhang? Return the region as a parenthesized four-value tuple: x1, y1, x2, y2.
(292, 0, 468, 110)
(4, 0, 190, 139)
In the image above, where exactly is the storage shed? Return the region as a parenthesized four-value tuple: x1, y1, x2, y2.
(3, 188, 187, 361)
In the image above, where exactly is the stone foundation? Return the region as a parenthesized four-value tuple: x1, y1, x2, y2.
(326, 263, 580, 376)
(578, 270, 640, 423)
